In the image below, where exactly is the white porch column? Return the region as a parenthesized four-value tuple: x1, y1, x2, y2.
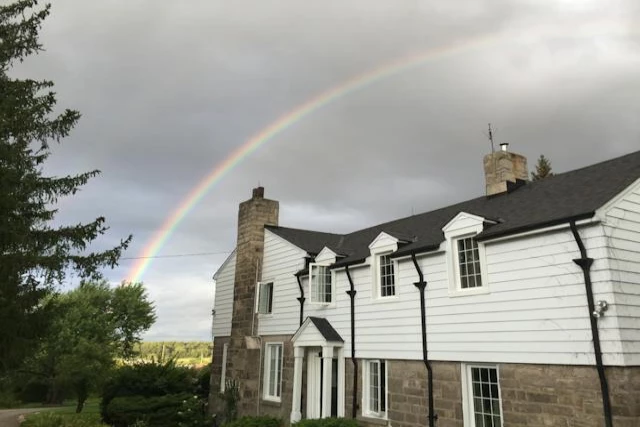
(321, 346, 334, 418)
(290, 346, 304, 423)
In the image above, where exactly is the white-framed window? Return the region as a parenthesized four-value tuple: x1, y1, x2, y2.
(456, 237, 482, 289)
(256, 282, 273, 314)
(463, 364, 503, 427)
(263, 343, 283, 401)
(219, 343, 228, 392)
(363, 360, 387, 418)
(309, 263, 332, 304)
(379, 254, 395, 297)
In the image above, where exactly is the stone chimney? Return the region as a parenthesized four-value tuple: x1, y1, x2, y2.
(228, 187, 278, 414)
(483, 143, 528, 196)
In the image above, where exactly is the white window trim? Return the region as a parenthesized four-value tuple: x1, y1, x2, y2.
(220, 343, 228, 393)
(446, 231, 489, 297)
(362, 359, 388, 419)
(255, 281, 274, 314)
(263, 342, 284, 402)
(370, 250, 399, 300)
(461, 363, 504, 427)
(308, 262, 335, 306)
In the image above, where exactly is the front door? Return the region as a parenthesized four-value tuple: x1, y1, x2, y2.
(306, 348, 338, 418)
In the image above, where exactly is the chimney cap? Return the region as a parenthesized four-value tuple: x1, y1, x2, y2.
(252, 186, 264, 199)
(500, 142, 509, 152)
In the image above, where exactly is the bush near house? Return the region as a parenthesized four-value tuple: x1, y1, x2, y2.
(293, 419, 359, 427)
(223, 416, 282, 427)
(100, 360, 209, 427)
(104, 393, 190, 427)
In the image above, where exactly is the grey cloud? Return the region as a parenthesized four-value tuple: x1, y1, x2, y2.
(15, 0, 640, 340)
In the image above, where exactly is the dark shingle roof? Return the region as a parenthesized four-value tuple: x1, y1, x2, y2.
(267, 150, 640, 267)
(308, 317, 343, 342)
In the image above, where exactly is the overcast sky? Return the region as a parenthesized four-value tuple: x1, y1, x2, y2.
(12, 0, 640, 341)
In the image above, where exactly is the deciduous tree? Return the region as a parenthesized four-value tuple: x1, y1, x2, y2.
(27, 281, 156, 412)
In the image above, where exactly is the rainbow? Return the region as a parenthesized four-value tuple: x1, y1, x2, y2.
(125, 22, 627, 282)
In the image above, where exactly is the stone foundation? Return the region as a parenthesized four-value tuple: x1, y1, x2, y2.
(209, 336, 230, 416)
(213, 346, 639, 427)
(500, 363, 640, 427)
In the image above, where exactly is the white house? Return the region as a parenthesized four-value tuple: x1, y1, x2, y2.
(210, 147, 640, 427)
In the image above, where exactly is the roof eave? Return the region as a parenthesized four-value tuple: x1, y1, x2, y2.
(476, 212, 596, 242)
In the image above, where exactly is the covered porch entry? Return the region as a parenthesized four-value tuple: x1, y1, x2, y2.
(290, 317, 345, 423)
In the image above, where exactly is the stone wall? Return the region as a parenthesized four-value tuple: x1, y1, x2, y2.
(346, 360, 639, 427)
(500, 363, 640, 427)
(208, 336, 230, 416)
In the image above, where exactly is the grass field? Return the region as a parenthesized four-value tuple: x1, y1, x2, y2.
(22, 399, 104, 426)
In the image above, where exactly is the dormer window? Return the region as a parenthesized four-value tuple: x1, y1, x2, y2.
(310, 263, 332, 304)
(442, 212, 491, 296)
(457, 237, 482, 289)
(379, 254, 395, 297)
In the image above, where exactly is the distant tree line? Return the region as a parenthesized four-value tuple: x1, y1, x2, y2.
(137, 342, 213, 362)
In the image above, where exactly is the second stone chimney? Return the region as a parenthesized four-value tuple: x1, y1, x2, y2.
(483, 144, 528, 196)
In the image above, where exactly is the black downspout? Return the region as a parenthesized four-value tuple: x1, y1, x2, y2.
(295, 275, 305, 327)
(411, 253, 436, 427)
(569, 221, 613, 427)
(345, 265, 358, 419)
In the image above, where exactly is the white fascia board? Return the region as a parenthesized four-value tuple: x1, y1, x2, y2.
(212, 248, 237, 280)
(594, 176, 640, 222)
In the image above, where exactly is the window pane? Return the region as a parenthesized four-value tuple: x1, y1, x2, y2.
(457, 238, 482, 289)
(269, 346, 276, 396)
(379, 255, 395, 297)
(380, 361, 386, 412)
(471, 367, 501, 426)
(370, 361, 379, 413)
(276, 345, 282, 397)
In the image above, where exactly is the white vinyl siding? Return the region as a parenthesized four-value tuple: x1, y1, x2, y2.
(212, 251, 236, 338)
(603, 180, 640, 365)
(257, 230, 308, 335)
(263, 343, 283, 401)
(258, 219, 628, 365)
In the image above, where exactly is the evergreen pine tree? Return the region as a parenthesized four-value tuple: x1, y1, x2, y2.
(531, 154, 554, 181)
(0, 1, 131, 371)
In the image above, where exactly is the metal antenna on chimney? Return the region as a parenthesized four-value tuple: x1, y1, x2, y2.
(488, 123, 495, 153)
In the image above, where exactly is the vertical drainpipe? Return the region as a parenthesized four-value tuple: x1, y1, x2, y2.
(345, 265, 358, 419)
(569, 221, 613, 427)
(411, 252, 436, 427)
(296, 274, 305, 327)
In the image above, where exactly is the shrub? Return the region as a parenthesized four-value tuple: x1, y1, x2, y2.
(22, 411, 104, 427)
(220, 378, 240, 422)
(195, 364, 211, 399)
(100, 360, 196, 419)
(18, 379, 50, 404)
(224, 416, 282, 427)
(103, 393, 191, 427)
(293, 419, 359, 427)
(177, 394, 210, 427)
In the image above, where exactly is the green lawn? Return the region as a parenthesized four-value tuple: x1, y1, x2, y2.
(22, 399, 104, 427)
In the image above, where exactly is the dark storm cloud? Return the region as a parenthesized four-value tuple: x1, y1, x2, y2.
(14, 0, 640, 340)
